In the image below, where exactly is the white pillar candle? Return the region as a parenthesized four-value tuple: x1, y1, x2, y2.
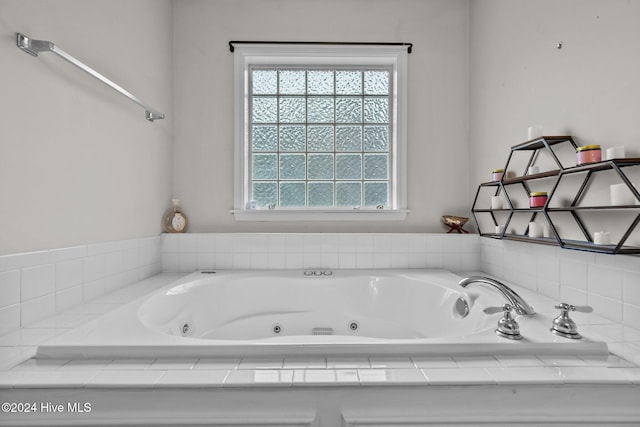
(593, 231, 611, 245)
(527, 165, 540, 175)
(605, 146, 625, 160)
(528, 222, 543, 238)
(491, 196, 502, 210)
(527, 125, 543, 140)
(610, 183, 635, 206)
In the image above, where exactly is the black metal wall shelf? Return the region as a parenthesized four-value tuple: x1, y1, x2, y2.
(471, 136, 640, 254)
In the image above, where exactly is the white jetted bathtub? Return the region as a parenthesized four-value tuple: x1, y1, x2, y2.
(37, 269, 608, 359)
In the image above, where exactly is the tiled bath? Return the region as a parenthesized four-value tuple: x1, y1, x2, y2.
(1, 233, 640, 425)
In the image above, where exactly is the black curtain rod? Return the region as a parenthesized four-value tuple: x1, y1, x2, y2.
(228, 41, 413, 54)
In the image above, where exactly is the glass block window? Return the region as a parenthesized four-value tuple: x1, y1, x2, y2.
(234, 44, 408, 221)
(250, 67, 391, 208)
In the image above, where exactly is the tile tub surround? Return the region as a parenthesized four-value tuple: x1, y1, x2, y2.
(0, 236, 161, 336)
(1, 274, 640, 426)
(1, 246, 640, 425)
(161, 232, 480, 273)
(480, 237, 640, 363)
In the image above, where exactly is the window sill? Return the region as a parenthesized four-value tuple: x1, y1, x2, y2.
(230, 209, 410, 222)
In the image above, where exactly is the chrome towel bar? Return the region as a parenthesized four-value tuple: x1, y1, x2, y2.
(16, 33, 165, 122)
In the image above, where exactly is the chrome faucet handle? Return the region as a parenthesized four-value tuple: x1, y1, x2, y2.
(550, 302, 593, 340)
(483, 305, 506, 315)
(554, 303, 593, 313)
(484, 304, 523, 340)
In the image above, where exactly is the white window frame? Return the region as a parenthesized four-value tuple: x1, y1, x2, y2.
(232, 44, 408, 221)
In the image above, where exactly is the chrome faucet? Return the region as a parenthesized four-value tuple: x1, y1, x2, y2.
(458, 276, 535, 315)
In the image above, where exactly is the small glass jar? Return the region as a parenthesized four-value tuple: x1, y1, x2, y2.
(492, 168, 504, 181)
(529, 192, 548, 208)
(576, 144, 601, 165)
(162, 199, 189, 233)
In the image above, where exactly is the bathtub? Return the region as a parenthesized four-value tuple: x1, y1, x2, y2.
(36, 269, 608, 359)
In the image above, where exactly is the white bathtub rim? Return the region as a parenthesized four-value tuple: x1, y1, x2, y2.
(35, 269, 610, 359)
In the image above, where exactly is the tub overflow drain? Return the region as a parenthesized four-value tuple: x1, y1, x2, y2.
(348, 321, 359, 331)
(272, 324, 282, 335)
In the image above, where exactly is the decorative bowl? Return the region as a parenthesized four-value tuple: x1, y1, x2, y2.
(442, 215, 469, 227)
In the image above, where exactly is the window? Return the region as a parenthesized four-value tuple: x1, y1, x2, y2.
(233, 44, 408, 221)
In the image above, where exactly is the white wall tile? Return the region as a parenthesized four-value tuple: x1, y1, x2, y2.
(283, 234, 303, 253)
(0, 270, 20, 308)
(104, 251, 124, 277)
(87, 241, 118, 256)
(267, 234, 288, 253)
(0, 254, 22, 273)
(214, 253, 233, 269)
(408, 252, 426, 269)
(1, 235, 160, 333)
(21, 294, 55, 326)
(50, 246, 87, 263)
(425, 252, 444, 269)
(250, 253, 269, 269)
(19, 251, 51, 268)
(623, 303, 640, 330)
(356, 235, 374, 252)
(84, 255, 105, 283)
(233, 235, 253, 253)
(321, 235, 341, 253)
(322, 252, 340, 269)
(196, 234, 216, 253)
(538, 279, 560, 301)
(408, 234, 427, 253)
(337, 235, 357, 253)
(588, 293, 623, 323)
(338, 253, 357, 269)
(461, 252, 480, 272)
(83, 279, 106, 302)
(161, 234, 180, 253)
(303, 234, 324, 253)
(303, 253, 322, 269)
(56, 285, 84, 312)
(21, 264, 55, 301)
(373, 234, 391, 253)
(559, 286, 588, 306)
(588, 264, 623, 301)
(162, 253, 180, 272)
(197, 252, 216, 270)
(232, 253, 251, 269)
(442, 235, 462, 253)
(442, 253, 461, 272)
(390, 253, 409, 269)
(216, 234, 235, 252)
(537, 251, 560, 283)
(373, 253, 391, 269)
(55, 258, 84, 291)
(179, 253, 198, 272)
(623, 270, 640, 306)
(122, 247, 140, 272)
(267, 253, 287, 269)
(425, 234, 444, 253)
(355, 253, 374, 269)
(285, 252, 304, 269)
(0, 304, 20, 335)
(560, 258, 589, 291)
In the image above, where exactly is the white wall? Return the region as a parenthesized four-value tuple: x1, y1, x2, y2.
(0, 0, 174, 255)
(469, 0, 640, 187)
(173, 0, 470, 233)
(470, 0, 640, 331)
